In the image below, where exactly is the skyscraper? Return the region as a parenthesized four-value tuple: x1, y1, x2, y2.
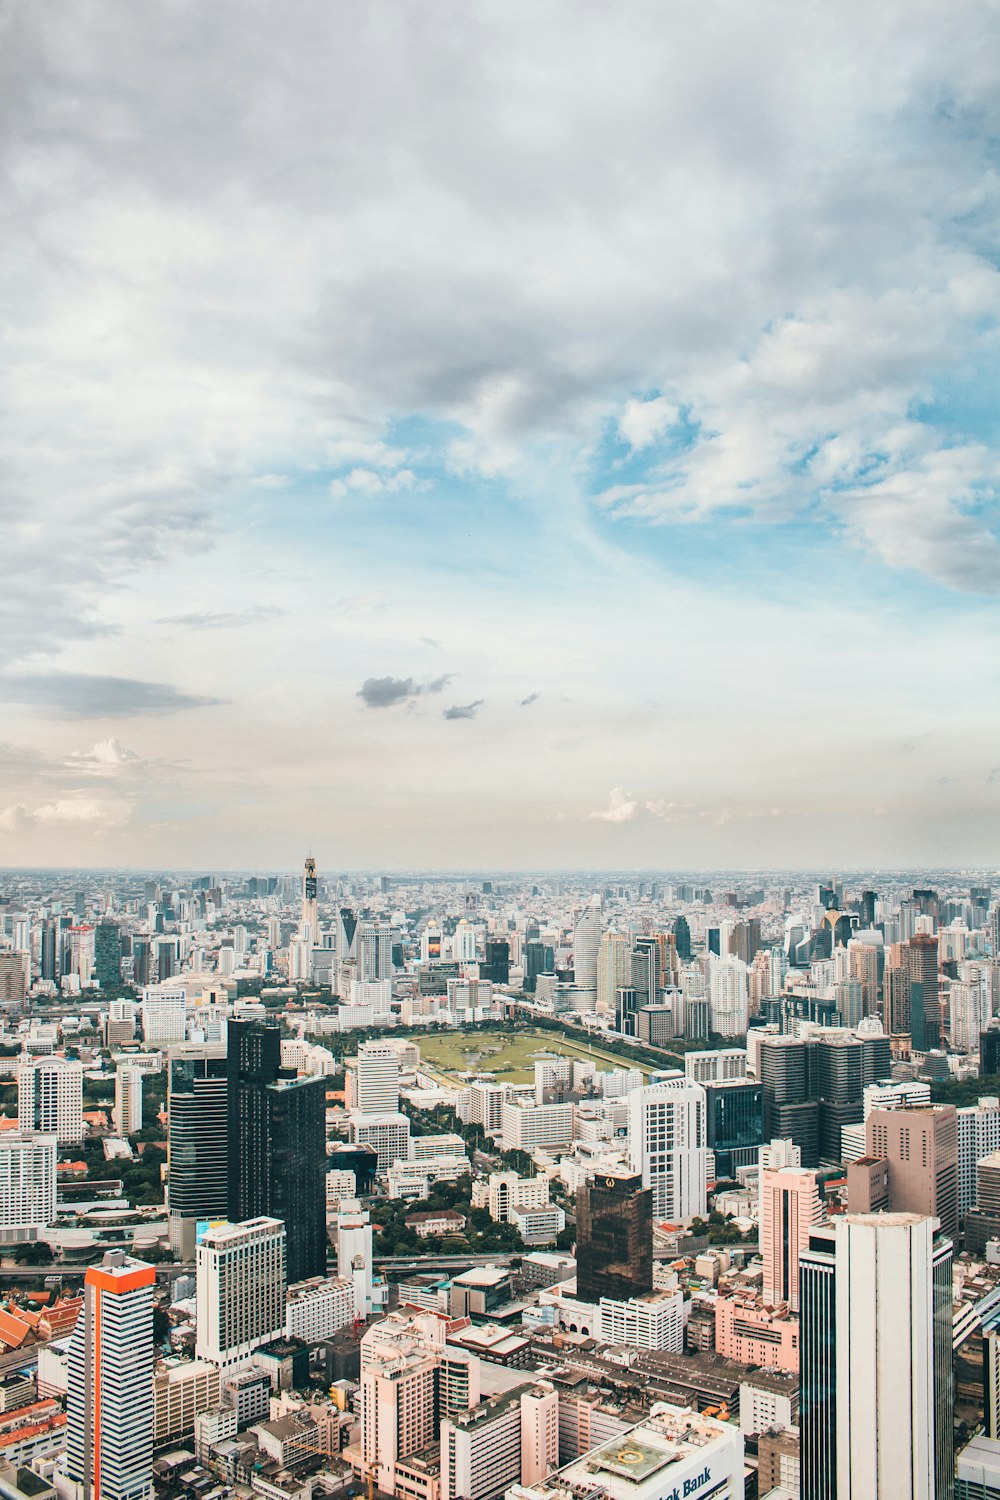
(67, 1252, 156, 1500)
(301, 855, 319, 941)
(0, 1132, 57, 1244)
(760, 1164, 823, 1312)
(195, 1217, 286, 1371)
(354, 1040, 401, 1113)
(866, 1104, 958, 1238)
(167, 1046, 229, 1257)
(572, 895, 602, 997)
(114, 1066, 143, 1135)
(18, 1056, 84, 1144)
(228, 1019, 327, 1281)
(575, 1170, 653, 1304)
(627, 1079, 708, 1223)
(800, 1213, 953, 1500)
(94, 921, 122, 989)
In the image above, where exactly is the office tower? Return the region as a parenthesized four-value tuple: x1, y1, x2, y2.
(673, 915, 692, 961)
(866, 1105, 958, 1237)
(94, 921, 122, 989)
(906, 933, 940, 1050)
(759, 1037, 819, 1166)
(983, 1026, 1000, 1075)
(356, 920, 393, 982)
(196, 1218, 286, 1371)
(114, 1066, 143, 1135)
(708, 956, 750, 1036)
(572, 895, 602, 996)
(703, 1078, 763, 1177)
(451, 919, 477, 963)
(952, 978, 990, 1052)
(596, 933, 631, 1013)
(0, 1132, 57, 1243)
(141, 984, 186, 1045)
(800, 1214, 953, 1500)
(301, 855, 318, 940)
(355, 1041, 400, 1113)
(729, 918, 761, 966)
(523, 940, 552, 995)
(18, 1056, 84, 1144)
(627, 1079, 708, 1223)
(760, 1165, 823, 1311)
(576, 1170, 653, 1303)
(848, 939, 881, 1015)
(832, 977, 864, 1028)
(481, 940, 510, 985)
(167, 1047, 229, 1256)
(0, 951, 28, 1004)
(39, 920, 57, 981)
(228, 1019, 327, 1282)
(963, 1153, 1000, 1253)
(67, 1252, 156, 1500)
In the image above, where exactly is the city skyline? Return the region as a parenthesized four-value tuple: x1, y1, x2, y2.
(3, 3, 1000, 868)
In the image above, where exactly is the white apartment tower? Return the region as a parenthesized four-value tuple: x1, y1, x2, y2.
(114, 1066, 144, 1136)
(573, 895, 602, 997)
(140, 984, 187, 1046)
(18, 1055, 84, 1144)
(195, 1217, 286, 1371)
(355, 1041, 401, 1113)
(67, 1252, 156, 1500)
(628, 1079, 708, 1223)
(0, 1132, 57, 1244)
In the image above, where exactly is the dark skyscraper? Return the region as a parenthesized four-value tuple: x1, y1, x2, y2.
(227, 1019, 327, 1282)
(672, 916, 691, 962)
(94, 922, 121, 989)
(481, 940, 510, 985)
(906, 933, 940, 1050)
(168, 1046, 229, 1256)
(704, 1078, 763, 1177)
(40, 921, 57, 981)
(576, 1171, 653, 1303)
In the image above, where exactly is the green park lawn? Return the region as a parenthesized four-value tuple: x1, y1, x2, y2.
(416, 1025, 654, 1082)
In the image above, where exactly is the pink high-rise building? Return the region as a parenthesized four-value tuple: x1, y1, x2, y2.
(760, 1165, 824, 1313)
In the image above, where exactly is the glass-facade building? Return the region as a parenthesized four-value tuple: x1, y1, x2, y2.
(576, 1171, 653, 1304)
(704, 1079, 763, 1178)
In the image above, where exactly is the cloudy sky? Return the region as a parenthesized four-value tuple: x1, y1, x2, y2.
(2, 0, 1000, 870)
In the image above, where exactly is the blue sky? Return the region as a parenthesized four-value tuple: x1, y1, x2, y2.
(1, 0, 1000, 868)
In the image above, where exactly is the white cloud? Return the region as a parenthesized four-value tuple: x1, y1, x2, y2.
(329, 468, 420, 499)
(589, 788, 638, 823)
(66, 737, 142, 774)
(618, 397, 679, 451)
(0, 797, 132, 833)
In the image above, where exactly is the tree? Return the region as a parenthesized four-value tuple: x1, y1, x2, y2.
(12, 1241, 54, 1264)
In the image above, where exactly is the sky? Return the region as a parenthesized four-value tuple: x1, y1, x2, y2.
(2, 0, 1000, 871)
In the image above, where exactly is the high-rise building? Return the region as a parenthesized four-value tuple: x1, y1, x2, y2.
(673, 915, 692, 962)
(865, 1105, 958, 1237)
(708, 956, 750, 1036)
(360, 1320, 439, 1495)
(481, 941, 510, 985)
(94, 921, 122, 989)
(301, 855, 319, 942)
(114, 1066, 143, 1136)
(335, 1199, 375, 1319)
(704, 1078, 763, 1178)
(227, 1019, 327, 1282)
(18, 1056, 84, 1145)
(195, 1217, 286, 1371)
(356, 921, 393, 982)
(0, 951, 28, 1004)
(354, 1041, 401, 1114)
(167, 1046, 229, 1257)
(906, 934, 940, 1051)
(575, 1171, 652, 1304)
(572, 896, 602, 997)
(0, 1132, 57, 1244)
(958, 1097, 1000, 1219)
(627, 1079, 708, 1223)
(799, 1214, 953, 1500)
(596, 933, 632, 1014)
(140, 983, 187, 1046)
(982, 1026, 1000, 1076)
(67, 1252, 156, 1500)
(440, 1384, 559, 1500)
(760, 1165, 823, 1312)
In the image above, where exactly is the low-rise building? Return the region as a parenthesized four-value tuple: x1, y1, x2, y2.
(714, 1294, 799, 1373)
